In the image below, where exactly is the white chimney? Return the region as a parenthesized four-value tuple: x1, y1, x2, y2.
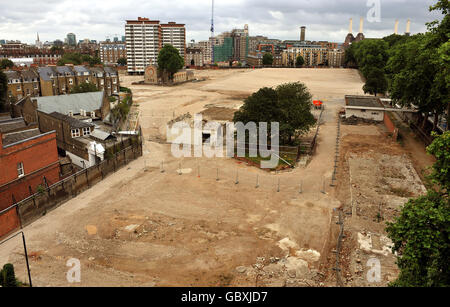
(394, 20, 399, 35)
(359, 17, 364, 33)
(406, 19, 411, 34)
(349, 18, 353, 33)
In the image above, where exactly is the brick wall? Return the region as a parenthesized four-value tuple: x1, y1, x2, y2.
(0, 131, 60, 210)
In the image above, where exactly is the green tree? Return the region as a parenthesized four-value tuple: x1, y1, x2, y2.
(117, 57, 127, 66)
(0, 70, 7, 112)
(70, 82, 99, 94)
(362, 67, 388, 96)
(262, 53, 274, 66)
(296, 55, 305, 67)
(157, 44, 184, 82)
(0, 59, 14, 69)
(386, 131, 450, 287)
(1, 264, 17, 287)
(233, 82, 316, 144)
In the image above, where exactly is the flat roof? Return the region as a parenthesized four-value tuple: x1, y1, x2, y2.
(345, 95, 383, 108)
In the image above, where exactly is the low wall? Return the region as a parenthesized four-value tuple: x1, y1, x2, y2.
(384, 112, 399, 141)
(0, 141, 143, 239)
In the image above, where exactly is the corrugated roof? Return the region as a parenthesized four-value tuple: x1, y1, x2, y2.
(34, 91, 104, 115)
(90, 129, 113, 140)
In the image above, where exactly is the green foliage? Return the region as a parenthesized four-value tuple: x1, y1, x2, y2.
(0, 58, 14, 69)
(262, 53, 274, 66)
(427, 131, 450, 191)
(57, 52, 102, 67)
(430, 0, 450, 14)
(386, 191, 450, 287)
(1, 264, 18, 287)
(362, 66, 388, 96)
(111, 95, 131, 124)
(70, 82, 99, 94)
(117, 57, 127, 66)
(157, 44, 184, 81)
(349, 39, 389, 96)
(109, 96, 117, 103)
(233, 82, 316, 145)
(0, 70, 7, 112)
(386, 132, 450, 287)
(296, 55, 305, 67)
(120, 86, 132, 94)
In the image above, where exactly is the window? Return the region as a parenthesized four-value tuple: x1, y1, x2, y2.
(71, 129, 80, 138)
(17, 162, 24, 178)
(82, 127, 91, 136)
(16, 85, 21, 91)
(69, 79, 73, 85)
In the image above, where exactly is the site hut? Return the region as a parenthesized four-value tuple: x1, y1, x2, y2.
(344, 95, 385, 121)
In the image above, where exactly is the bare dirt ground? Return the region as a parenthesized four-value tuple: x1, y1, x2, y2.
(321, 124, 429, 286)
(0, 68, 431, 287)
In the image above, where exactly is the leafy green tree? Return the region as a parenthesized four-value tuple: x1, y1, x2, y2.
(233, 82, 316, 144)
(387, 131, 450, 287)
(70, 82, 99, 94)
(296, 55, 305, 67)
(157, 44, 184, 82)
(362, 67, 388, 96)
(57, 52, 83, 66)
(0, 59, 14, 69)
(117, 57, 127, 66)
(0, 70, 7, 112)
(1, 264, 17, 287)
(427, 131, 450, 191)
(262, 53, 274, 66)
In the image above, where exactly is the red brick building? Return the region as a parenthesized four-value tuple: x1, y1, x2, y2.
(0, 124, 60, 236)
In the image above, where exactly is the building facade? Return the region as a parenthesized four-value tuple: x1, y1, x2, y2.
(3, 65, 120, 100)
(100, 42, 126, 65)
(0, 125, 59, 212)
(125, 17, 186, 74)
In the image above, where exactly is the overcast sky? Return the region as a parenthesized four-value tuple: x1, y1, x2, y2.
(0, 0, 444, 44)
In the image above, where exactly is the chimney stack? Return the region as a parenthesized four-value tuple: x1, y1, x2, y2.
(359, 17, 364, 33)
(405, 19, 411, 35)
(394, 20, 399, 34)
(349, 18, 353, 33)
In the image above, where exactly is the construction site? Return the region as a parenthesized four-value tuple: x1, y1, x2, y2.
(0, 68, 432, 287)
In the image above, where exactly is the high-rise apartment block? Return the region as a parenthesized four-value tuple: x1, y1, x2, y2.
(125, 17, 186, 74)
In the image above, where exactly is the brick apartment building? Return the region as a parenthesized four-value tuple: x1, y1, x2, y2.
(99, 42, 126, 65)
(125, 17, 186, 74)
(0, 117, 59, 223)
(3, 65, 120, 100)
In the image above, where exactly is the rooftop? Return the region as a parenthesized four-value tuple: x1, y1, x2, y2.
(2, 128, 42, 147)
(48, 112, 95, 129)
(345, 95, 383, 108)
(34, 91, 104, 115)
(0, 117, 27, 133)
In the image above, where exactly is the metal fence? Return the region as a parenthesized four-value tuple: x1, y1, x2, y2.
(0, 140, 143, 239)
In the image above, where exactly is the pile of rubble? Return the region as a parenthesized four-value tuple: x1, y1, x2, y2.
(341, 116, 380, 126)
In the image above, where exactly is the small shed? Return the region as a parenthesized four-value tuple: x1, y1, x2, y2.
(345, 95, 385, 121)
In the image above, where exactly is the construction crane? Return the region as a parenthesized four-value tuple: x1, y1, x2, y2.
(210, 0, 214, 64)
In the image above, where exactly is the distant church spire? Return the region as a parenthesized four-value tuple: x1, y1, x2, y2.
(37, 32, 40, 41)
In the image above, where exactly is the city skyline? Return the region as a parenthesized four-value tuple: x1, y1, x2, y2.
(0, 0, 443, 44)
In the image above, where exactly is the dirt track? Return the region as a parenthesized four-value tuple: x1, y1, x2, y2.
(1, 68, 373, 286)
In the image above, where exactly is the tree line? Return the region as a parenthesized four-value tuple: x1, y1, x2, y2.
(345, 1, 449, 132)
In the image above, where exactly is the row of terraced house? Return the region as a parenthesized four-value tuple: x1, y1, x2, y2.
(3, 65, 120, 101)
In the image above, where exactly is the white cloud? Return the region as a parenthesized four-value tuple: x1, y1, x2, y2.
(0, 0, 443, 44)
